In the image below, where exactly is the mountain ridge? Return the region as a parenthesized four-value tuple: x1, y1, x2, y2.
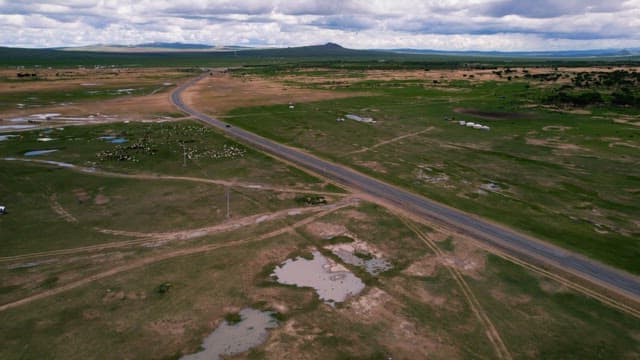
(9, 41, 640, 58)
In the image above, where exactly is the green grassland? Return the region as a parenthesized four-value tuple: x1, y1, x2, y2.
(1, 54, 639, 359)
(2, 44, 640, 68)
(0, 120, 332, 185)
(224, 70, 640, 273)
(1, 202, 638, 359)
(0, 121, 341, 256)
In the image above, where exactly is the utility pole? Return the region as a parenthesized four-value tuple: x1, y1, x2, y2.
(226, 187, 230, 219)
(181, 144, 187, 167)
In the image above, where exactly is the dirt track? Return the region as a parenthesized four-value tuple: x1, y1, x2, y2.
(400, 216, 512, 360)
(0, 200, 353, 312)
(2, 157, 347, 196)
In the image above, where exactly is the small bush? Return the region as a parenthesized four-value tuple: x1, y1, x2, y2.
(156, 282, 173, 294)
(295, 195, 327, 206)
(224, 312, 242, 325)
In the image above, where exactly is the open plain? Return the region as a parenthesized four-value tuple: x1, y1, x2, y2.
(1, 58, 640, 359)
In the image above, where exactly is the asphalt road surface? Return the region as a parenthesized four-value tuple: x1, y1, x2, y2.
(172, 75, 640, 300)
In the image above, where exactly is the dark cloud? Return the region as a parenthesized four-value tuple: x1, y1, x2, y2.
(308, 15, 376, 31)
(276, 0, 362, 16)
(164, 2, 274, 17)
(481, 0, 625, 18)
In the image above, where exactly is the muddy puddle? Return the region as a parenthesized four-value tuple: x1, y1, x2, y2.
(24, 149, 58, 156)
(181, 308, 278, 360)
(0, 125, 37, 130)
(481, 182, 500, 192)
(326, 241, 392, 276)
(272, 251, 365, 306)
(0, 135, 18, 141)
(98, 136, 128, 144)
(4, 157, 74, 168)
(8, 113, 61, 121)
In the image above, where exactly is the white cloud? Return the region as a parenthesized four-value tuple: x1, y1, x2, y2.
(0, 0, 639, 50)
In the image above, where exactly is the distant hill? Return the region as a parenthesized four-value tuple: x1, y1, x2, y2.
(55, 42, 379, 56)
(0, 43, 388, 67)
(389, 48, 640, 58)
(56, 42, 263, 53)
(237, 42, 384, 57)
(47, 41, 640, 58)
(1, 42, 639, 67)
(58, 42, 218, 52)
(134, 42, 214, 49)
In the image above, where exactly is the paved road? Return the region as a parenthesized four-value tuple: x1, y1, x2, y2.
(172, 75, 640, 300)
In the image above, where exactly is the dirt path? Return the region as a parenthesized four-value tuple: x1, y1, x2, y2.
(49, 194, 78, 223)
(345, 127, 434, 156)
(2, 157, 347, 196)
(0, 203, 350, 312)
(96, 197, 357, 241)
(0, 198, 358, 264)
(399, 216, 512, 360)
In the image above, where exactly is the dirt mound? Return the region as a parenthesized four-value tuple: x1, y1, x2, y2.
(94, 194, 110, 205)
(403, 254, 438, 277)
(346, 287, 393, 319)
(72, 188, 91, 203)
(305, 221, 348, 239)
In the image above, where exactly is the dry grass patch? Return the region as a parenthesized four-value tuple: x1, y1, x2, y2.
(305, 222, 349, 239)
(184, 73, 369, 115)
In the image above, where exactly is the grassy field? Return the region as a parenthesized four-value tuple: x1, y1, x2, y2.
(1, 62, 639, 359)
(0, 120, 334, 184)
(1, 200, 638, 359)
(220, 67, 640, 273)
(0, 120, 341, 256)
(2, 44, 640, 68)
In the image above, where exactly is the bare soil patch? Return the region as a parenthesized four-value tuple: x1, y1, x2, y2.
(148, 316, 192, 337)
(490, 288, 532, 306)
(342, 209, 368, 221)
(0, 92, 179, 124)
(185, 73, 369, 115)
(539, 278, 571, 294)
(613, 116, 640, 127)
(404, 235, 487, 280)
(345, 287, 393, 319)
(609, 142, 640, 149)
(305, 221, 349, 239)
(94, 194, 110, 205)
(72, 188, 91, 203)
(403, 254, 439, 277)
(356, 160, 388, 174)
(50, 194, 78, 223)
(0, 67, 185, 94)
(526, 137, 587, 151)
(542, 125, 572, 132)
(441, 238, 487, 279)
(0, 67, 188, 121)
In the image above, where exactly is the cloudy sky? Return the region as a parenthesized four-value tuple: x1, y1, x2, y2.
(1, 0, 640, 51)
